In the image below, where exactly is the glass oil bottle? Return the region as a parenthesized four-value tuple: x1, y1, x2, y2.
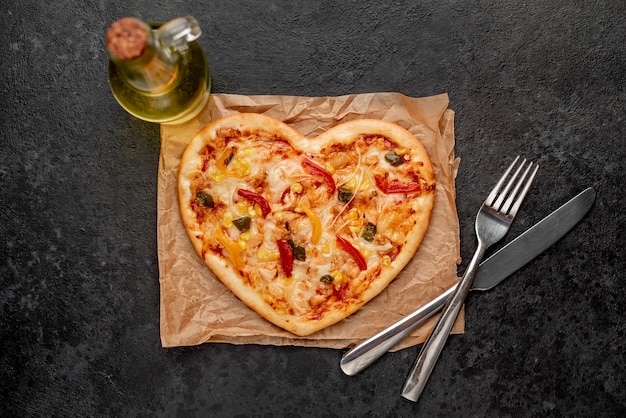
(105, 16, 211, 124)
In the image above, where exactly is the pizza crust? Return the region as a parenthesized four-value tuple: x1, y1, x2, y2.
(178, 113, 435, 336)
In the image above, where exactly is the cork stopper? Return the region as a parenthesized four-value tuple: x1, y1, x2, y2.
(106, 18, 148, 60)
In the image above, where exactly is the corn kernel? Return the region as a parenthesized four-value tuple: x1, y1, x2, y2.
(362, 249, 372, 258)
(331, 271, 343, 282)
(322, 240, 333, 255)
(210, 169, 225, 182)
(326, 165, 336, 174)
(227, 157, 251, 178)
(382, 255, 392, 266)
(241, 147, 254, 156)
(396, 147, 409, 155)
(348, 208, 359, 220)
(237, 239, 247, 250)
(257, 246, 279, 261)
(248, 204, 262, 218)
(345, 178, 357, 188)
(240, 230, 253, 241)
(290, 182, 303, 194)
(350, 219, 361, 227)
(359, 179, 370, 191)
(236, 201, 248, 215)
(222, 212, 234, 228)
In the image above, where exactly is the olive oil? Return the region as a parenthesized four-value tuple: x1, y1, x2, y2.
(106, 17, 211, 124)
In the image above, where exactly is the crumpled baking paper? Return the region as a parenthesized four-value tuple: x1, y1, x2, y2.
(158, 92, 461, 350)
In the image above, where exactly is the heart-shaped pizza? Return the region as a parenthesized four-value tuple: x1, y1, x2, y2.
(178, 113, 435, 336)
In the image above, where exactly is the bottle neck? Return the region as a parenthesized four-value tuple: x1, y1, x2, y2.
(106, 19, 180, 93)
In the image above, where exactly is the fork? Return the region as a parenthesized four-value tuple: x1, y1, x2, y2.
(401, 156, 538, 402)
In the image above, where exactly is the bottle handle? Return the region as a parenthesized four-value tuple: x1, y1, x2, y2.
(156, 16, 202, 53)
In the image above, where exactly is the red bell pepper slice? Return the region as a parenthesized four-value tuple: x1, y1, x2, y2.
(302, 157, 336, 195)
(237, 188, 272, 217)
(336, 235, 367, 271)
(277, 239, 294, 277)
(374, 175, 421, 194)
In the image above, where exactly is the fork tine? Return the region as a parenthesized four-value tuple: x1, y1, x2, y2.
(493, 158, 527, 210)
(485, 156, 520, 205)
(507, 163, 539, 217)
(500, 161, 534, 214)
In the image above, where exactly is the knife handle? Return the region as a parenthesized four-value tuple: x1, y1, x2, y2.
(340, 285, 456, 376)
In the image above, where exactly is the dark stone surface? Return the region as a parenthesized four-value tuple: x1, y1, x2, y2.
(1, 0, 624, 416)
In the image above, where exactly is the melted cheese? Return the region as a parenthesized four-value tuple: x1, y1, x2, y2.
(187, 127, 431, 319)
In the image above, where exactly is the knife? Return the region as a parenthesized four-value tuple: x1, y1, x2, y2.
(340, 187, 596, 376)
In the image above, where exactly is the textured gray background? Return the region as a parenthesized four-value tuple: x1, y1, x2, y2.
(1, 1, 625, 417)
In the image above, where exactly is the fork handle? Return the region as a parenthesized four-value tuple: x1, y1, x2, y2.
(401, 243, 488, 402)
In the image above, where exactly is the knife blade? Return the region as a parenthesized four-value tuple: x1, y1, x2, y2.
(340, 187, 595, 376)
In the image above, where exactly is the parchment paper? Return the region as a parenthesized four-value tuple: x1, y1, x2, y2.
(158, 92, 461, 350)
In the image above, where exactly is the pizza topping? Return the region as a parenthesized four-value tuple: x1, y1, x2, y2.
(290, 182, 303, 194)
(212, 147, 252, 180)
(257, 245, 280, 261)
(302, 157, 336, 195)
(299, 205, 322, 244)
(337, 187, 354, 203)
(360, 222, 377, 242)
(277, 239, 294, 277)
(237, 188, 271, 217)
(287, 239, 306, 261)
(232, 216, 251, 232)
(223, 148, 235, 166)
(384, 151, 404, 167)
(215, 226, 244, 271)
(215, 148, 231, 172)
(195, 190, 215, 208)
(320, 274, 334, 284)
(336, 235, 367, 271)
(374, 174, 421, 194)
